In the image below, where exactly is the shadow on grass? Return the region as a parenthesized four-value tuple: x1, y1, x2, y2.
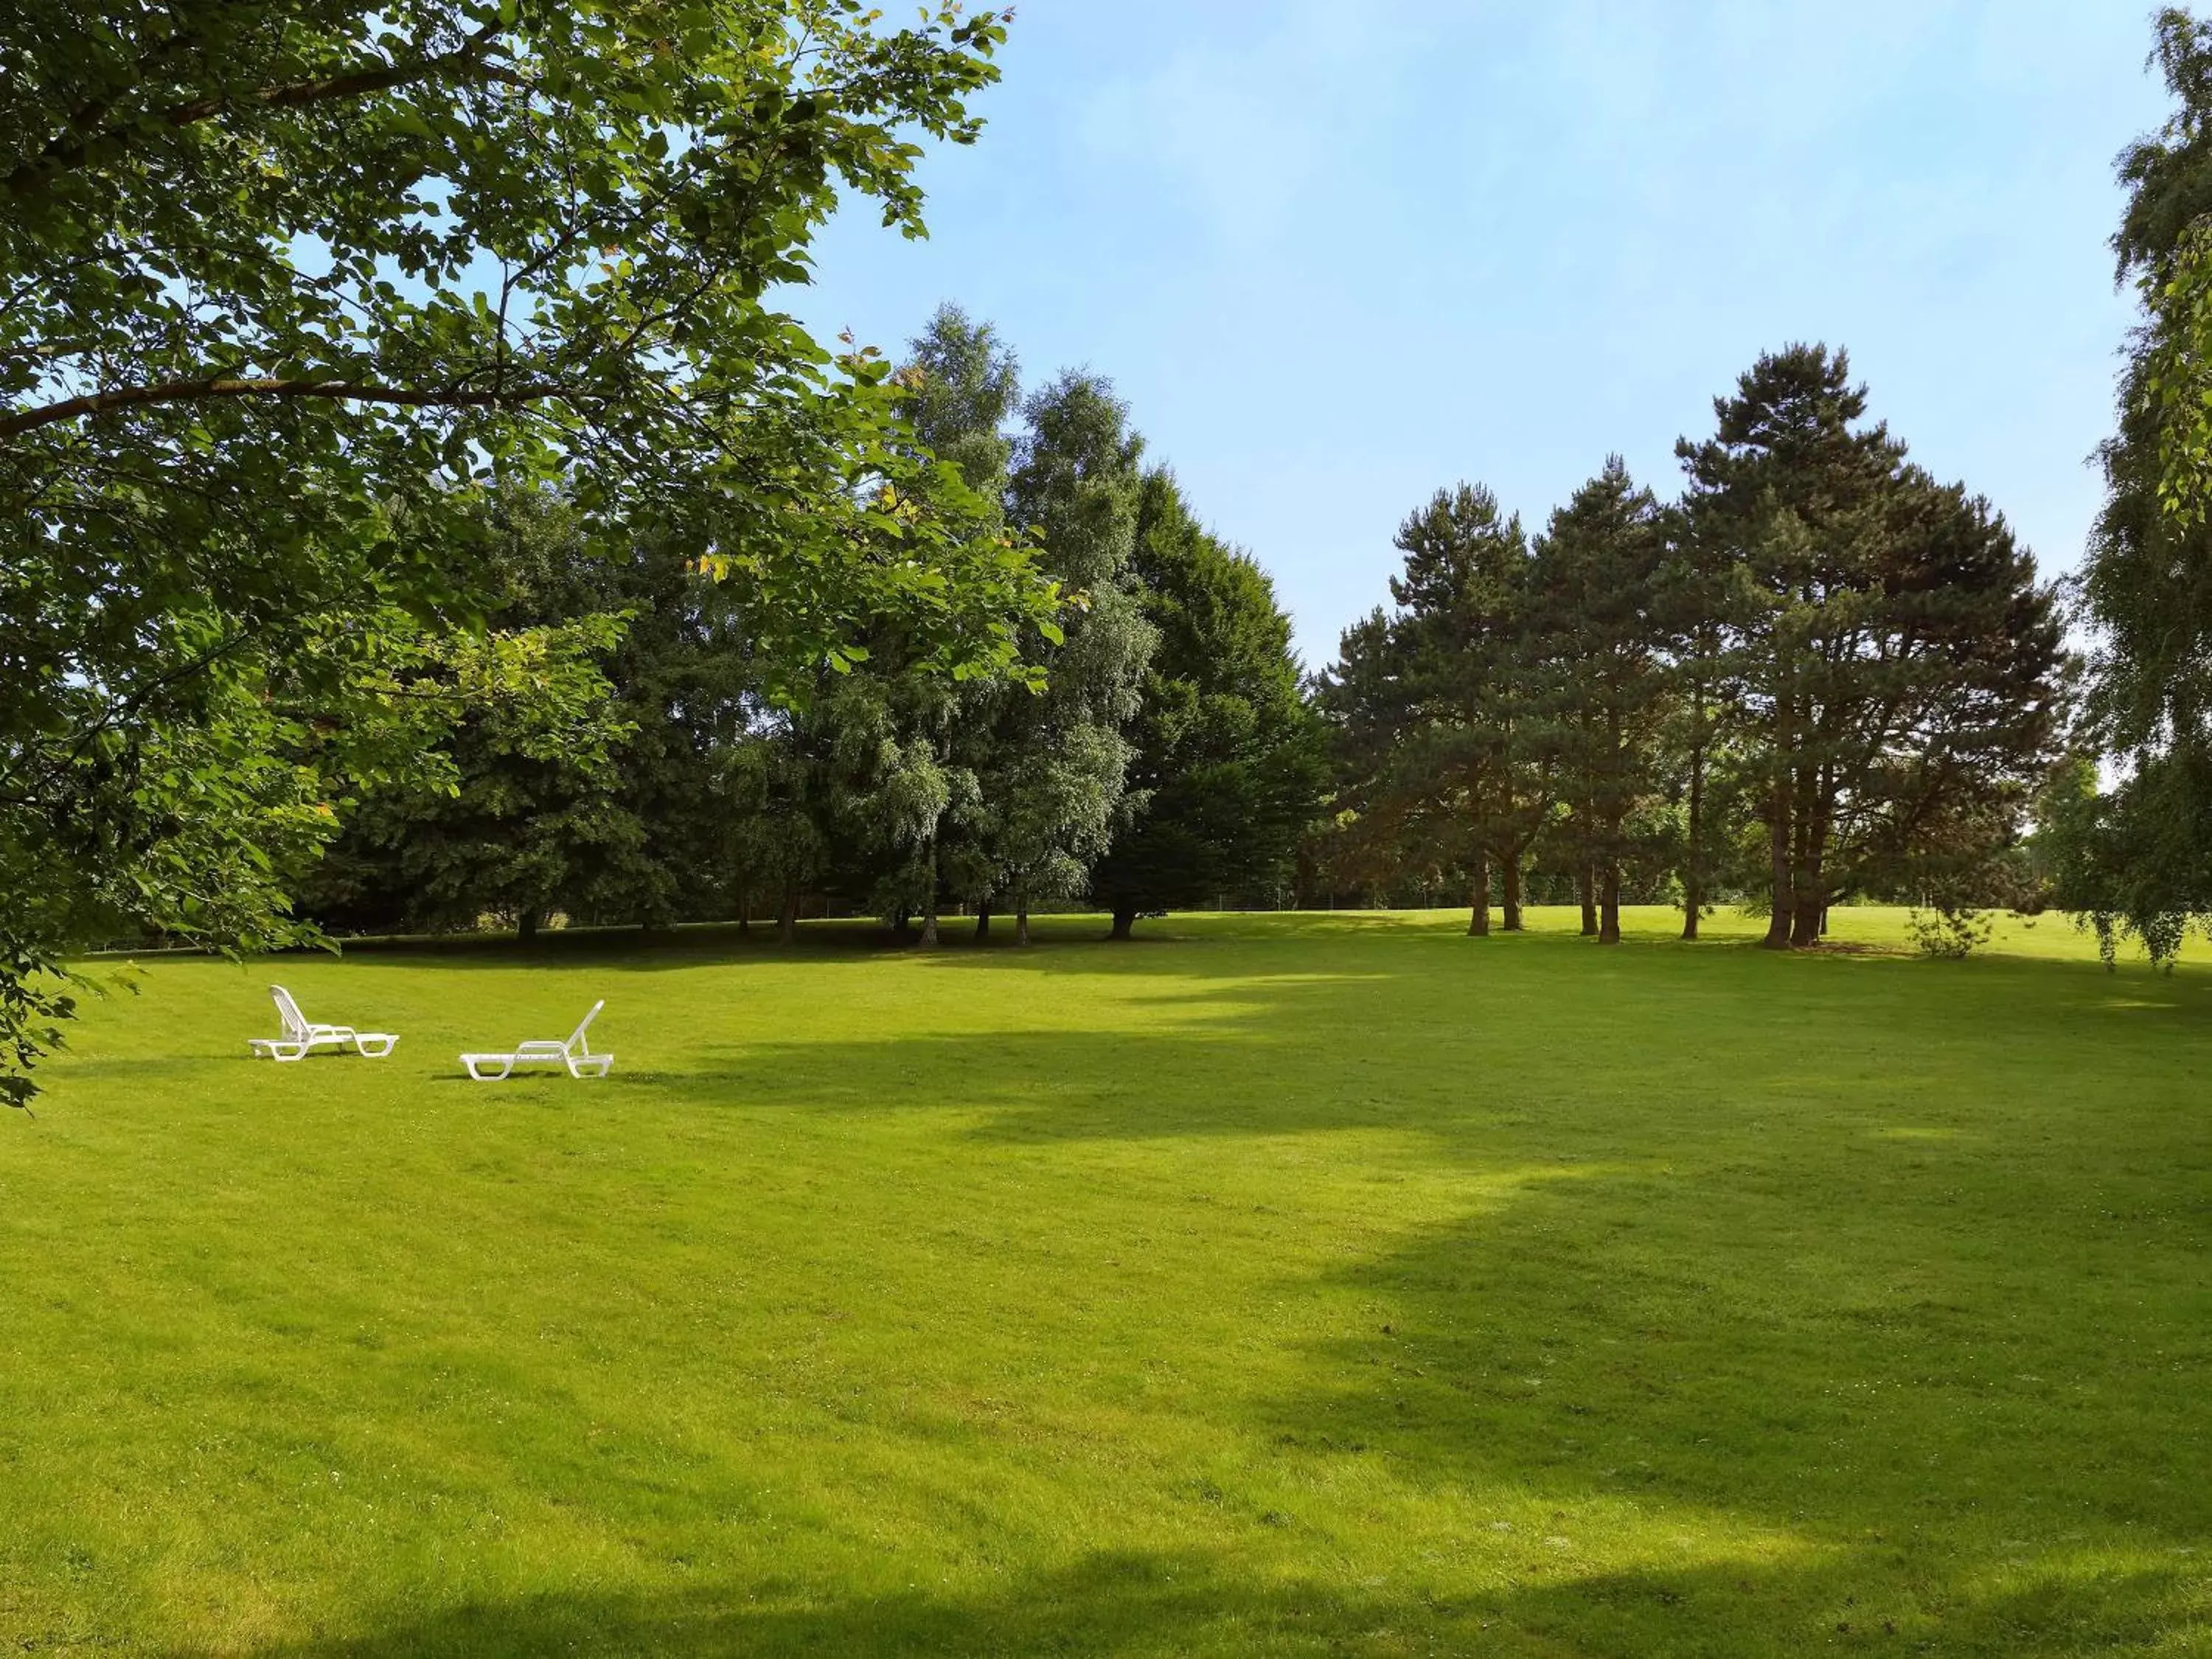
(622, 927, 2212, 1150)
(132, 924, 2212, 1655)
(265, 917, 1180, 972)
(591, 956, 2211, 1652)
(1253, 1178, 2211, 1649)
(218, 911, 1745, 976)
(205, 1546, 2197, 1657)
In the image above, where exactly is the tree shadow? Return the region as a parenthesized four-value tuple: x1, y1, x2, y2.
(282, 917, 1180, 977)
(629, 923, 2212, 1150)
(102, 927, 2212, 1655)
(190, 1544, 2199, 1657)
(1242, 1155, 2212, 1653)
(588, 947, 2212, 1651)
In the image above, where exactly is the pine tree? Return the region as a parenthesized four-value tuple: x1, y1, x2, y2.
(1678, 347, 2064, 944)
(1528, 458, 1671, 944)
(1321, 484, 1545, 935)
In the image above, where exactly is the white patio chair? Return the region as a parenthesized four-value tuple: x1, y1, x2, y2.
(248, 985, 399, 1062)
(460, 1000, 613, 1081)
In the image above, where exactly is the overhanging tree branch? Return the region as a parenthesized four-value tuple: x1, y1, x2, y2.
(0, 374, 589, 439)
(2, 19, 513, 205)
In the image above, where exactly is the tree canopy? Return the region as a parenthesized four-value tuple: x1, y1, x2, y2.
(2062, 5, 2212, 961)
(1679, 346, 2063, 948)
(1089, 469, 1322, 936)
(1318, 349, 2063, 951)
(1, 1, 1054, 1101)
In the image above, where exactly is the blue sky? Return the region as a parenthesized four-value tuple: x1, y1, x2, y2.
(788, 2, 2171, 670)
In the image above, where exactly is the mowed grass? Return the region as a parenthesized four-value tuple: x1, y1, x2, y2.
(3, 907, 2210, 1657)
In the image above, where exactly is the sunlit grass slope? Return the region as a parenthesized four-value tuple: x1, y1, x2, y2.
(2, 908, 2208, 1656)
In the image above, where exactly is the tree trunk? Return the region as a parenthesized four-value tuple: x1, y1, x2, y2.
(1599, 863, 1622, 945)
(1681, 721, 1705, 942)
(1578, 866, 1599, 936)
(974, 902, 992, 942)
(517, 908, 540, 945)
(778, 880, 799, 945)
(1763, 785, 1792, 949)
(1110, 907, 1136, 941)
(1764, 656, 1795, 949)
(1787, 778, 1826, 946)
(1787, 771, 1815, 947)
(1468, 860, 1491, 936)
(1501, 849, 1524, 933)
(919, 838, 940, 948)
(1792, 844, 1828, 947)
(1015, 883, 1032, 947)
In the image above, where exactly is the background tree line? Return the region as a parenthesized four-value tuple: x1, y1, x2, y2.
(1315, 345, 2068, 948)
(1301, 2, 2212, 973)
(299, 306, 1324, 947)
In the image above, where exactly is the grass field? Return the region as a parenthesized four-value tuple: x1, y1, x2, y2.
(2, 906, 2209, 1656)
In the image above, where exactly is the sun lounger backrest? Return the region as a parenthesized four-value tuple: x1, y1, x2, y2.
(567, 1001, 605, 1056)
(271, 986, 310, 1041)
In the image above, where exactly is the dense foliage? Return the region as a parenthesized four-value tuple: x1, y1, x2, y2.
(1089, 470, 1324, 938)
(2062, 5, 2212, 962)
(1318, 351, 2065, 947)
(0, 1, 1051, 1100)
(305, 305, 1319, 951)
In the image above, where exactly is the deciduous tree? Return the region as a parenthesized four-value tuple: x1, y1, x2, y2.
(2063, 7, 2212, 960)
(1, 1, 1048, 1096)
(966, 372, 1152, 944)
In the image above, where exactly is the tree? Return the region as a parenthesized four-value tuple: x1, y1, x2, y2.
(2063, 7, 2212, 961)
(1318, 606, 1447, 910)
(1678, 347, 2065, 947)
(975, 372, 1154, 944)
(301, 487, 730, 940)
(892, 305, 1021, 944)
(902, 305, 1022, 506)
(1, 1, 1049, 1097)
(1659, 497, 1747, 941)
(1527, 459, 1671, 944)
(1089, 470, 1324, 937)
(1321, 484, 1545, 935)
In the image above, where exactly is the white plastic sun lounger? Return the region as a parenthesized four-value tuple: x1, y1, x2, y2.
(461, 1000, 613, 1081)
(248, 985, 399, 1062)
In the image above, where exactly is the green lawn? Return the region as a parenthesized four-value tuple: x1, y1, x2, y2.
(3, 908, 2209, 1656)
